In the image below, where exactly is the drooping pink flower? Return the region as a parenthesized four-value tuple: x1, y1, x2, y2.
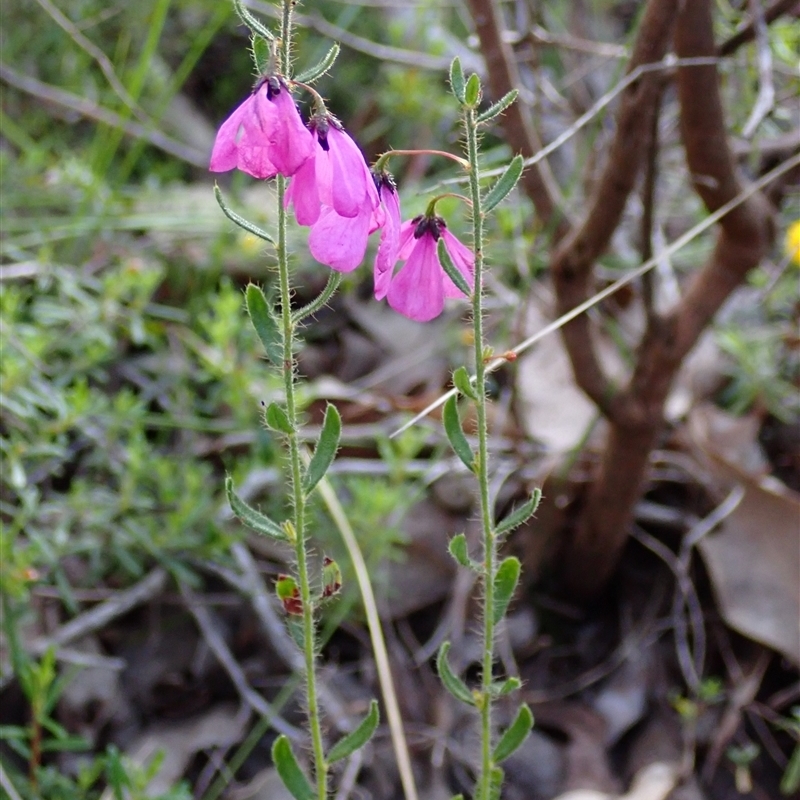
(286, 118, 381, 271)
(210, 77, 315, 179)
(373, 173, 402, 298)
(382, 215, 474, 322)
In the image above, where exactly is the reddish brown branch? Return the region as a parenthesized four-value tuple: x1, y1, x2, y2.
(551, 0, 679, 415)
(466, 0, 568, 238)
(562, 0, 776, 599)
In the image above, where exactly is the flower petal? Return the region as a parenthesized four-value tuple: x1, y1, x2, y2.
(374, 184, 402, 276)
(268, 88, 316, 176)
(309, 205, 372, 272)
(286, 146, 321, 226)
(209, 98, 252, 173)
(396, 220, 418, 261)
(327, 127, 374, 219)
(441, 229, 474, 298)
(387, 233, 444, 321)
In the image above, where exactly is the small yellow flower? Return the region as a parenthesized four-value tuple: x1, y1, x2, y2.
(785, 220, 800, 266)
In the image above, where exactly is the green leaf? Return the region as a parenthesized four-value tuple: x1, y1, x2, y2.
(327, 699, 379, 762)
(226, 476, 288, 541)
(292, 271, 342, 324)
(493, 703, 533, 763)
(493, 556, 521, 625)
(452, 366, 477, 400)
(450, 796, 465, 800)
(265, 402, 294, 435)
(448, 533, 473, 569)
(488, 766, 504, 800)
(437, 642, 475, 707)
(233, 0, 273, 41)
(214, 186, 275, 244)
(483, 155, 524, 213)
(476, 89, 519, 124)
(449, 57, 466, 103)
(271, 735, 314, 800)
(250, 35, 271, 74)
(296, 42, 341, 83)
(246, 284, 283, 365)
(495, 489, 542, 537)
(303, 404, 341, 495)
(437, 238, 472, 298)
(464, 73, 482, 107)
(443, 396, 475, 472)
(490, 676, 521, 697)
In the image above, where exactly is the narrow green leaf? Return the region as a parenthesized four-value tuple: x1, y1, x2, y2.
(482, 155, 524, 213)
(437, 642, 475, 707)
(296, 42, 341, 83)
(214, 186, 275, 244)
(327, 699, 379, 762)
(464, 73, 482, 107)
(265, 402, 293, 435)
(291, 271, 342, 324)
(493, 704, 533, 763)
(250, 35, 271, 74)
(448, 533, 475, 569)
(443, 396, 475, 472)
(245, 284, 283, 365)
(490, 676, 521, 697)
(452, 366, 477, 400)
(271, 735, 314, 800)
(449, 57, 466, 103)
(450, 796, 465, 800)
(492, 556, 521, 625)
(303, 404, 341, 495)
(495, 489, 542, 537)
(437, 238, 471, 298)
(226, 476, 288, 541)
(233, 0, 273, 41)
(476, 89, 519, 124)
(488, 766, 504, 800)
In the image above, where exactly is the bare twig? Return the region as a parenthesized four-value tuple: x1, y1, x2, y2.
(32, 0, 150, 124)
(551, 0, 679, 416)
(178, 581, 303, 741)
(31, 567, 168, 652)
(741, 0, 776, 137)
(526, 25, 628, 59)
(0, 63, 208, 167)
(466, 0, 568, 235)
(248, 0, 455, 70)
(718, 0, 800, 57)
(0, 762, 24, 800)
(390, 148, 800, 439)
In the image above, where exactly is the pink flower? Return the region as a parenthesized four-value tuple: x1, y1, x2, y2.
(286, 119, 380, 271)
(382, 215, 474, 322)
(209, 77, 315, 179)
(373, 173, 402, 297)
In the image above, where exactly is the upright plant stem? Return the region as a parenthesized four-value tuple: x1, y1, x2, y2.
(276, 3, 327, 797)
(464, 107, 496, 800)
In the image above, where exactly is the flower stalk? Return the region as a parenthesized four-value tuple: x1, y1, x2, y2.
(462, 97, 498, 800)
(275, 3, 326, 797)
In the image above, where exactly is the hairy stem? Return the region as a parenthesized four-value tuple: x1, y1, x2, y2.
(277, 173, 327, 799)
(464, 105, 496, 800)
(277, 4, 326, 797)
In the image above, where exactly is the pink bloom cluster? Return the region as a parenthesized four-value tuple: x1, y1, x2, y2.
(210, 78, 472, 321)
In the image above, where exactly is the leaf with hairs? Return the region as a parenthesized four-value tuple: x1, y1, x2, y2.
(226, 477, 288, 542)
(271, 736, 314, 800)
(493, 704, 533, 763)
(437, 642, 475, 706)
(327, 700, 379, 763)
(443, 396, 474, 472)
(482, 155, 523, 213)
(492, 557, 521, 625)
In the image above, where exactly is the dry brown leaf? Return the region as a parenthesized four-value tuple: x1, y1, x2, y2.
(688, 404, 800, 665)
